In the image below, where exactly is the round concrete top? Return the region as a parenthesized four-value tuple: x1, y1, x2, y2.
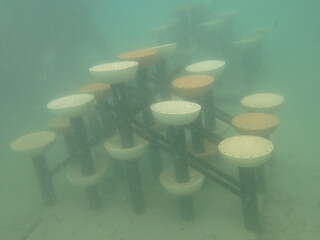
(79, 82, 111, 100)
(172, 75, 214, 98)
(218, 135, 273, 167)
(232, 113, 279, 136)
(11, 131, 56, 157)
(241, 93, 284, 113)
(118, 49, 158, 67)
(151, 100, 201, 126)
(47, 94, 95, 118)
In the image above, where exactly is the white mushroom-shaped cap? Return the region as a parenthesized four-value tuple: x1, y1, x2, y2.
(241, 93, 285, 113)
(160, 167, 205, 196)
(89, 61, 139, 84)
(10, 131, 56, 157)
(218, 135, 274, 167)
(104, 135, 149, 161)
(186, 60, 226, 78)
(151, 100, 201, 126)
(66, 159, 108, 187)
(47, 94, 95, 119)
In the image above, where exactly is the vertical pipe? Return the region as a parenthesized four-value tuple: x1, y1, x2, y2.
(136, 68, 155, 126)
(172, 126, 194, 221)
(112, 83, 145, 214)
(32, 154, 57, 206)
(94, 99, 117, 131)
(64, 132, 77, 165)
(255, 165, 266, 194)
(70, 117, 95, 174)
(202, 90, 216, 131)
(112, 84, 134, 147)
(173, 127, 189, 182)
(93, 99, 123, 178)
(156, 60, 171, 100)
(255, 134, 270, 194)
(137, 69, 163, 180)
(124, 159, 145, 214)
(238, 167, 260, 233)
(190, 113, 205, 154)
(70, 116, 101, 209)
(149, 141, 162, 181)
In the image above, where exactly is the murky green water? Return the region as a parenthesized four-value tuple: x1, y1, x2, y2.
(1, 1, 320, 239)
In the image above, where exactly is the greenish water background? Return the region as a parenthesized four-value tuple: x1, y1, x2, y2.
(1, 0, 320, 239)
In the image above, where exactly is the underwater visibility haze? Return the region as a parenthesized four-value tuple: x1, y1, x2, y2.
(1, 0, 320, 239)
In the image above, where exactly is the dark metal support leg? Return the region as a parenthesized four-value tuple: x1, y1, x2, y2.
(124, 159, 145, 214)
(149, 141, 162, 181)
(255, 165, 266, 194)
(32, 154, 57, 206)
(239, 167, 260, 233)
(70, 116, 101, 209)
(112, 83, 145, 214)
(190, 114, 205, 154)
(171, 126, 195, 221)
(136, 69, 163, 180)
(203, 90, 216, 131)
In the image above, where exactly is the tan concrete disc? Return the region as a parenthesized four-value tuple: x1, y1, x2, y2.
(79, 82, 111, 100)
(48, 118, 71, 134)
(232, 113, 279, 136)
(172, 75, 214, 98)
(11, 131, 56, 157)
(118, 49, 158, 67)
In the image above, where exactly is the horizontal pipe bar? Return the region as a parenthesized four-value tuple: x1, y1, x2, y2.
(88, 126, 116, 148)
(186, 125, 223, 145)
(188, 161, 241, 198)
(50, 157, 73, 176)
(185, 151, 240, 188)
(213, 106, 233, 125)
(131, 119, 171, 146)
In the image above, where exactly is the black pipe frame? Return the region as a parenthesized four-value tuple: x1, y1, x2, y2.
(43, 71, 262, 231)
(32, 154, 57, 206)
(238, 167, 260, 233)
(202, 90, 217, 131)
(212, 106, 233, 125)
(168, 126, 195, 220)
(131, 119, 241, 195)
(136, 68, 163, 180)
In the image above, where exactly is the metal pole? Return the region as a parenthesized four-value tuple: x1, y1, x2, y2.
(111, 83, 145, 214)
(171, 126, 195, 220)
(70, 116, 101, 209)
(202, 90, 216, 131)
(238, 167, 260, 233)
(32, 154, 57, 206)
